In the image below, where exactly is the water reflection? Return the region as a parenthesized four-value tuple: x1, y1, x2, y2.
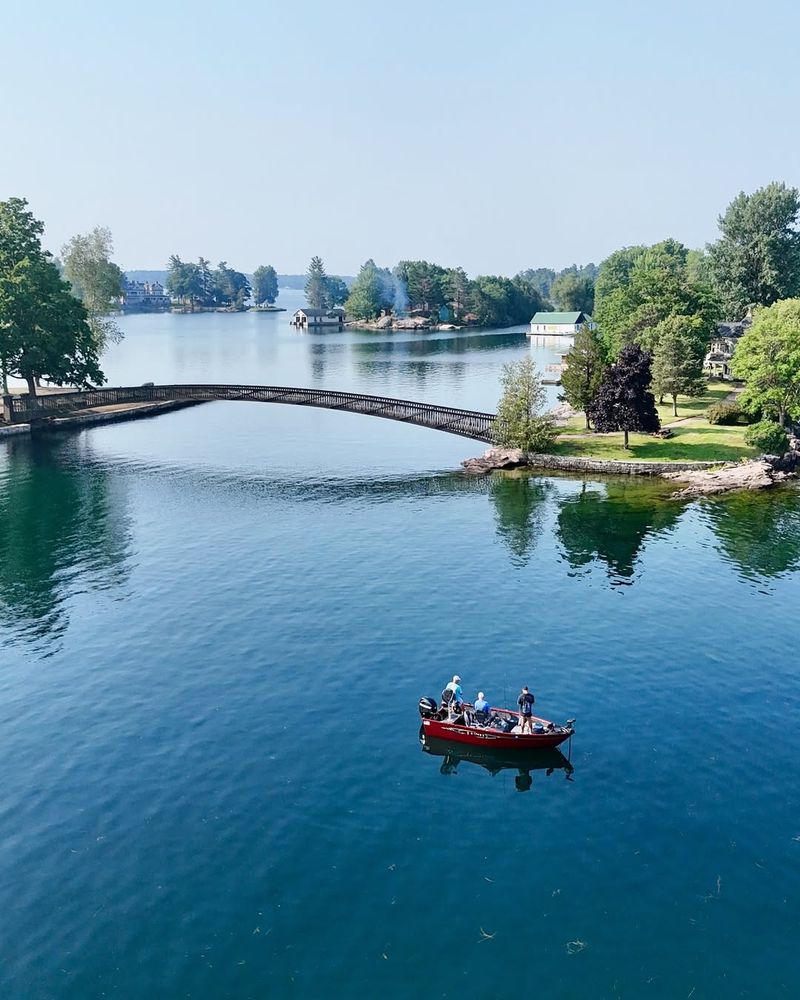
(704, 487, 800, 581)
(489, 474, 550, 565)
(421, 735, 574, 791)
(0, 437, 131, 648)
(348, 330, 527, 359)
(557, 479, 683, 582)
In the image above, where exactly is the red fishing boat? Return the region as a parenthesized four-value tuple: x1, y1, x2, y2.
(418, 695, 575, 750)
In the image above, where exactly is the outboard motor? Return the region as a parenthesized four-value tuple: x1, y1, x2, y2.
(419, 696, 438, 719)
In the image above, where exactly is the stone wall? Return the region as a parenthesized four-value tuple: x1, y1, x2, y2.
(522, 453, 721, 476)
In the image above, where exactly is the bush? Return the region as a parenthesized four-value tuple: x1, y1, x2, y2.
(707, 401, 749, 425)
(743, 419, 789, 454)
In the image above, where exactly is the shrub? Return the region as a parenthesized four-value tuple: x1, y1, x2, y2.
(707, 401, 748, 425)
(743, 419, 789, 454)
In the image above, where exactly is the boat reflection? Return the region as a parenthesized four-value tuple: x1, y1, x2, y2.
(420, 733, 574, 791)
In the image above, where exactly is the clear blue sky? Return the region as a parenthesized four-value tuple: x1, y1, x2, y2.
(2, 0, 799, 276)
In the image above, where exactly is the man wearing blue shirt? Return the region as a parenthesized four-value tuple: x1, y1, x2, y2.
(474, 692, 489, 713)
(444, 675, 463, 707)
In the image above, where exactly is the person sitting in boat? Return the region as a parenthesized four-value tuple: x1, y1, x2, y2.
(517, 685, 535, 734)
(473, 692, 490, 724)
(442, 675, 463, 710)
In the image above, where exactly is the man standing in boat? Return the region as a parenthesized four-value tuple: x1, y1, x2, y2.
(517, 685, 535, 734)
(444, 675, 463, 708)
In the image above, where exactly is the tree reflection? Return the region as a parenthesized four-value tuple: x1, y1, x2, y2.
(704, 488, 800, 580)
(490, 473, 550, 565)
(0, 437, 131, 647)
(557, 479, 682, 582)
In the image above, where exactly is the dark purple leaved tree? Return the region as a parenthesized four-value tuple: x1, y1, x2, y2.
(587, 343, 660, 449)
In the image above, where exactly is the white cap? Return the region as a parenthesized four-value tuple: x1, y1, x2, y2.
(453, 675, 461, 683)
(478, 692, 485, 700)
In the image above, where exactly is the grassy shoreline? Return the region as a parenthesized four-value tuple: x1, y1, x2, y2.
(552, 383, 759, 463)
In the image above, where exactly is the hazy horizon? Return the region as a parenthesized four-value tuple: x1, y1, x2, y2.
(3, 0, 799, 276)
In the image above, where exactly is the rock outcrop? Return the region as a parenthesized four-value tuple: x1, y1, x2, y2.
(664, 458, 792, 498)
(462, 447, 526, 474)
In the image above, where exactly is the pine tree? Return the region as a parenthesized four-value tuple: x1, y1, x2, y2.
(588, 344, 660, 449)
(305, 256, 328, 309)
(559, 323, 607, 428)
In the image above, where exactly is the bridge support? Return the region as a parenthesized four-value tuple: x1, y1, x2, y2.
(2, 395, 14, 424)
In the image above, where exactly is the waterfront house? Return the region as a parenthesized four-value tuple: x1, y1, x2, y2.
(292, 308, 345, 328)
(704, 314, 752, 378)
(120, 279, 171, 312)
(528, 311, 595, 336)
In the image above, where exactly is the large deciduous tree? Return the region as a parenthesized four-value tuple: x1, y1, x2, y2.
(61, 226, 124, 352)
(345, 260, 393, 320)
(709, 182, 800, 320)
(252, 265, 279, 306)
(594, 239, 719, 360)
(0, 198, 104, 395)
(550, 271, 595, 314)
(325, 275, 349, 307)
(588, 343, 660, 449)
(650, 315, 707, 416)
(492, 356, 556, 451)
(731, 298, 800, 426)
(305, 256, 328, 309)
(559, 323, 607, 428)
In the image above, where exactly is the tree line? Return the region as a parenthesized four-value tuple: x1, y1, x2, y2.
(165, 257, 281, 311)
(321, 256, 598, 326)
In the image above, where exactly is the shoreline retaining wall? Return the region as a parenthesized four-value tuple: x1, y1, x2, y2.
(522, 453, 722, 476)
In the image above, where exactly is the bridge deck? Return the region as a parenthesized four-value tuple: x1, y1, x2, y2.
(4, 384, 497, 443)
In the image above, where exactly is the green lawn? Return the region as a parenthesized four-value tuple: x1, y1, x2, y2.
(552, 422, 757, 463)
(654, 382, 733, 423)
(550, 381, 755, 462)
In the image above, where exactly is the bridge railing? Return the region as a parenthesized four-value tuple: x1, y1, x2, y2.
(3, 384, 497, 442)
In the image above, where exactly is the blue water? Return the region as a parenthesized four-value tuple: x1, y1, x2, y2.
(1, 300, 799, 998)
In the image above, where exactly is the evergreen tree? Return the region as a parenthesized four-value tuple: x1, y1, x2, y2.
(650, 316, 707, 416)
(212, 261, 250, 310)
(588, 343, 660, 449)
(305, 255, 328, 309)
(492, 356, 556, 451)
(559, 323, 607, 428)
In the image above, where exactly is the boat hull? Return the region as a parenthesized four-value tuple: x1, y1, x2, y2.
(421, 716, 572, 750)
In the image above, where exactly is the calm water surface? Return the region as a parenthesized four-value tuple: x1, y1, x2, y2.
(2, 296, 799, 998)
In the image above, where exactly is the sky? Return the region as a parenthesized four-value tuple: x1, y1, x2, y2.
(2, 0, 800, 276)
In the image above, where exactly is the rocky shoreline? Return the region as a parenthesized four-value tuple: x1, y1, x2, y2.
(462, 446, 799, 497)
(347, 316, 461, 332)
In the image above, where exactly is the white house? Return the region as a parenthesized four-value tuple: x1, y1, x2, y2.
(528, 311, 595, 337)
(704, 314, 752, 378)
(292, 308, 345, 328)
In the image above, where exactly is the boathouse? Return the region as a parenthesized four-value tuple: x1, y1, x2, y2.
(292, 308, 345, 328)
(528, 311, 595, 337)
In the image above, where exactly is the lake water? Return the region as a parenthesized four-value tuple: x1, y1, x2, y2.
(2, 292, 799, 998)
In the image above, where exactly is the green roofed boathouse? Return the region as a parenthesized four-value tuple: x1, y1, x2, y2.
(528, 311, 595, 337)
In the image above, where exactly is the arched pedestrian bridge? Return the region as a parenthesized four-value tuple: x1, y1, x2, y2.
(4, 384, 497, 443)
